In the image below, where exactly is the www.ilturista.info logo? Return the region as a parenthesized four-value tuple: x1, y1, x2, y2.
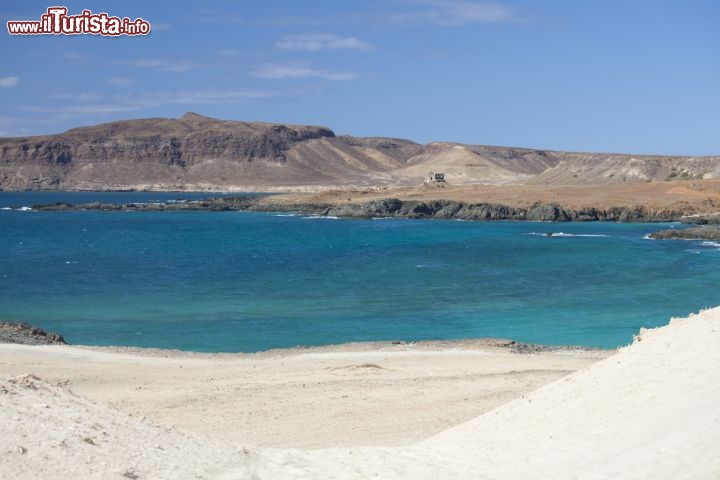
(7, 7, 151, 36)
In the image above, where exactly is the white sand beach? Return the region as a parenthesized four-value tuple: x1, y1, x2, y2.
(2, 308, 720, 479)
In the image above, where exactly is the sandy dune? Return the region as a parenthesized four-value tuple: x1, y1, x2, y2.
(0, 374, 249, 480)
(2, 308, 719, 479)
(255, 308, 720, 479)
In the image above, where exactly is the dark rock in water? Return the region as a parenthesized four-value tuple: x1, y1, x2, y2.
(496, 339, 591, 354)
(30, 201, 75, 211)
(681, 214, 720, 225)
(649, 225, 720, 241)
(0, 321, 67, 345)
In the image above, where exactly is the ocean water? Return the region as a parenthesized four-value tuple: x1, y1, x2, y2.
(1, 192, 719, 352)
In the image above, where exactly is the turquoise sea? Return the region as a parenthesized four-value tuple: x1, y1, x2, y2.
(1, 192, 719, 352)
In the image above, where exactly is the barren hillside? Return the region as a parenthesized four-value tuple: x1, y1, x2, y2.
(1, 113, 719, 191)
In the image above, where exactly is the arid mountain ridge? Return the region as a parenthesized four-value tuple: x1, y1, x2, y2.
(1, 112, 719, 191)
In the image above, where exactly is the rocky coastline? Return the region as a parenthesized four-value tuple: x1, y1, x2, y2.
(649, 224, 720, 241)
(28, 196, 697, 223)
(0, 319, 596, 355)
(0, 321, 67, 345)
(649, 213, 720, 240)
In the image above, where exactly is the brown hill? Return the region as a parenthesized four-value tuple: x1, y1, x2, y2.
(0, 112, 421, 190)
(1, 113, 719, 191)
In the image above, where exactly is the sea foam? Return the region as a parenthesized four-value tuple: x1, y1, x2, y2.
(526, 232, 607, 238)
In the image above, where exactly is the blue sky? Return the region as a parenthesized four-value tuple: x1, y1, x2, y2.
(1, 0, 718, 154)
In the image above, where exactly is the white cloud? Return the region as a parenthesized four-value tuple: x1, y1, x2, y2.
(253, 63, 358, 81)
(151, 89, 279, 105)
(0, 76, 19, 87)
(76, 89, 281, 111)
(108, 77, 135, 87)
(12, 86, 326, 126)
(17, 105, 45, 113)
(276, 1, 517, 27)
(276, 34, 371, 51)
(18, 104, 139, 115)
(389, 1, 515, 26)
(191, 8, 243, 25)
(18, 89, 284, 118)
(47, 92, 103, 102)
(129, 59, 195, 73)
(64, 105, 142, 115)
(105, 90, 280, 109)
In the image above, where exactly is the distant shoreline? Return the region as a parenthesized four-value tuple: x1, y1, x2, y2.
(7, 179, 719, 222)
(80, 337, 612, 359)
(23, 196, 695, 223)
(0, 319, 610, 357)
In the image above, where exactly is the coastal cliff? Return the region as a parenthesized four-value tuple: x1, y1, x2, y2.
(0, 113, 418, 190)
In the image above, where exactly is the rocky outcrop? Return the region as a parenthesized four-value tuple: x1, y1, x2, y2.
(649, 225, 720, 241)
(0, 321, 67, 345)
(680, 213, 720, 225)
(31, 196, 696, 222)
(320, 200, 691, 222)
